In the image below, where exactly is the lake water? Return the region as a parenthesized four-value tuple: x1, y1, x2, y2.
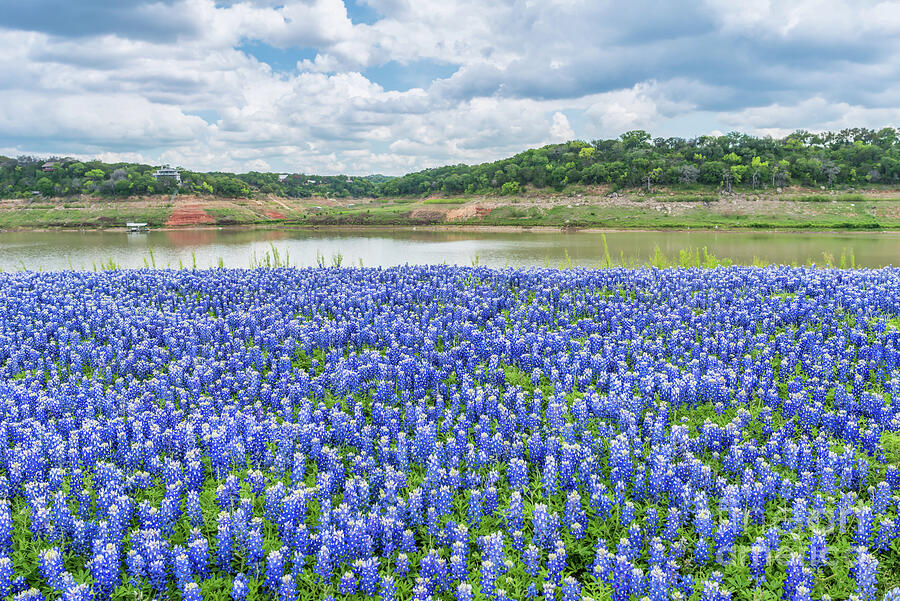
(0, 228, 898, 271)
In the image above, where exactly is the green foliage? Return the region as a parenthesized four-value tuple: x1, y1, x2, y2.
(0, 156, 389, 200)
(422, 197, 466, 205)
(501, 181, 520, 195)
(211, 176, 250, 198)
(2, 126, 899, 202)
(382, 128, 900, 195)
(35, 177, 54, 197)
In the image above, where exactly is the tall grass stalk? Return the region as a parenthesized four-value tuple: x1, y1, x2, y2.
(250, 243, 291, 269)
(601, 234, 612, 268)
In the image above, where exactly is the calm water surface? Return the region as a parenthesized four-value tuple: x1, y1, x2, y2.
(0, 228, 898, 271)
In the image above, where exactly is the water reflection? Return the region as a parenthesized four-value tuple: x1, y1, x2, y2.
(0, 227, 898, 271)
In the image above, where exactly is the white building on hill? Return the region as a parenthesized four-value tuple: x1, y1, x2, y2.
(152, 166, 181, 184)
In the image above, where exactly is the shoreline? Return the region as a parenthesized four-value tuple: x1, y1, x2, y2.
(3, 223, 900, 235)
(2, 186, 899, 233)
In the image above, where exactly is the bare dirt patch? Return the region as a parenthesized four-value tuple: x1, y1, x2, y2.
(166, 205, 214, 227)
(446, 205, 493, 220)
(264, 210, 287, 220)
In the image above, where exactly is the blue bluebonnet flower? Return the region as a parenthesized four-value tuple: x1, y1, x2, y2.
(313, 544, 331, 583)
(455, 582, 473, 601)
(13, 588, 45, 601)
(856, 507, 875, 547)
(183, 582, 203, 601)
(278, 574, 296, 601)
(783, 553, 807, 601)
(542, 582, 556, 601)
(699, 578, 731, 601)
(38, 548, 65, 590)
(853, 547, 878, 601)
(186, 491, 203, 528)
(808, 532, 827, 568)
(611, 554, 632, 601)
(396, 553, 411, 576)
(749, 540, 768, 586)
(450, 546, 467, 583)
(231, 573, 249, 601)
(0, 503, 12, 555)
(266, 548, 287, 592)
(547, 539, 567, 587)
(247, 522, 265, 568)
(882, 587, 900, 601)
(88, 543, 120, 595)
(561, 576, 581, 601)
(189, 536, 210, 578)
(619, 501, 635, 528)
(173, 547, 193, 592)
(524, 544, 541, 578)
(339, 570, 357, 595)
(648, 565, 668, 601)
(61, 579, 91, 601)
(481, 560, 499, 599)
(0, 556, 13, 599)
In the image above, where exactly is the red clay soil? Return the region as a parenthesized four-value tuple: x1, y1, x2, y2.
(264, 210, 287, 219)
(166, 205, 215, 226)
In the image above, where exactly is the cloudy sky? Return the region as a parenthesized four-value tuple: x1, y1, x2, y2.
(0, 0, 898, 175)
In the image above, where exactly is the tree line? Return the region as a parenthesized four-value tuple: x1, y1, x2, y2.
(2, 128, 898, 200)
(381, 128, 899, 196)
(0, 159, 383, 199)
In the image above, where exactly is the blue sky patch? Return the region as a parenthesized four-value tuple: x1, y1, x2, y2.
(345, 0, 380, 25)
(364, 60, 460, 92)
(237, 41, 318, 73)
(185, 110, 221, 125)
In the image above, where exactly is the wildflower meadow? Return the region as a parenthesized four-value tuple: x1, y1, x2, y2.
(1, 265, 899, 601)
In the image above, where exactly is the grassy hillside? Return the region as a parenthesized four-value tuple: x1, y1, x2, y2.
(2, 187, 899, 231)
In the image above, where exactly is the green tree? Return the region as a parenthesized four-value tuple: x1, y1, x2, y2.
(620, 130, 652, 150)
(35, 177, 54, 196)
(501, 181, 520, 195)
(113, 178, 133, 196)
(729, 165, 748, 184)
(213, 177, 249, 197)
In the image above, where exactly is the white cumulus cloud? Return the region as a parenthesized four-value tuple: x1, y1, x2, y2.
(0, 0, 897, 174)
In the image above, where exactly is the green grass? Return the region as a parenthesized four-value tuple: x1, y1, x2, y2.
(788, 193, 867, 202)
(204, 206, 270, 225)
(422, 198, 466, 205)
(456, 202, 895, 230)
(0, 208, 171, 228)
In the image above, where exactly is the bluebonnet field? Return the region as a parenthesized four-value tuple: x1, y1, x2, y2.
(1, 265, 900, 601)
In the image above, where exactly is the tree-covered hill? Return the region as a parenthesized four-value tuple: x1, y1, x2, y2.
(3, 128, 898, 200)
(381, 128, 900, 196)
(0, 157, 387, 199)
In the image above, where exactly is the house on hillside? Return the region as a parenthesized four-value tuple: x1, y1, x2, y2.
(42, 161, 59, 172)
(152, 166, 182, 184)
